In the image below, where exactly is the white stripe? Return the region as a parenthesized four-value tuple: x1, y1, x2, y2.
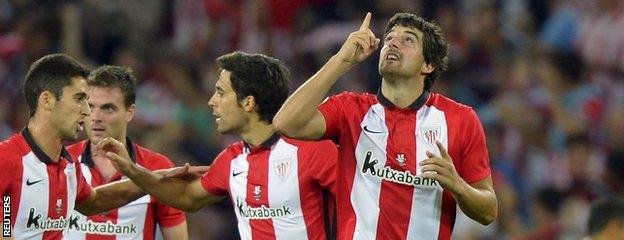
(406, 106, 445, 239)
(268, 139, 307, 240)
(63, 161, 79, 239)
(229, 152, 252, 240)
(13, 152, 49, 240)
(352, 103, 388, 240)
(68, 161, 91, 240)
(116, 191, 150, 240)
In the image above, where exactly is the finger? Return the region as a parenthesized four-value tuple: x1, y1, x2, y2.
(420, 164, 440, 173)
(166, 164, 190, 177)
(359, 12, 372, 31)
(96, 137, 124, 153)
(372, 38, 381, 48)
(425, 150, 437, 159)
(105, 151, 126, 164)
(435, 141, 450, 159)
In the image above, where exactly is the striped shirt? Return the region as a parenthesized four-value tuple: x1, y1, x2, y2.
(0, 128, 93, 240)
(201, 134, 337, 240)
(318, 91, 491, 240)
(66, 139, 186, 240)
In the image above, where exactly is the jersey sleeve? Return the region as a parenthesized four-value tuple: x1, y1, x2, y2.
(200, 149, 232, 196)
(458, 109, 491, 184)
(308, 140, 338, 195)
(74, 161, 93, 204)
(154, 200, 186, 227)
(318, 92, 350, 141)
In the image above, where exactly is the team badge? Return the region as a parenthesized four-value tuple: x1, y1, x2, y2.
(419, 126, 441, 145)
(253, 186, 261, 201)
(55, 198, 63, 214)
(273, 158, 291, 181)
(396, 153, 406, 166)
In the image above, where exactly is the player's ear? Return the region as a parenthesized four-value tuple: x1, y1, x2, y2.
(242, 95, 256, 113)
(125, 104, 136, 122)
(39, 90, 57, 112)
(421, 63, 434, 74)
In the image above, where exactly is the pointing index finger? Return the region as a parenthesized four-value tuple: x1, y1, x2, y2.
(435, 141, 450, 158)
(359, 12, 372, 30)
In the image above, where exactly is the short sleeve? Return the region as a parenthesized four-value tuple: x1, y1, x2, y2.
(200, 149, 233, 196)
(459, 109, 491, 183)
(318, 92, 350, 141)
(308, 140, 338, 195)
(154, 200, 186, 227)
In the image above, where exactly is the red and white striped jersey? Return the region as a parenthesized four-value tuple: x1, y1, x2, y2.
(0, 128, 93, 240)
(201, 134, 337, 240)
(66, 139, 186, 240)
(318, 91, 491, 240)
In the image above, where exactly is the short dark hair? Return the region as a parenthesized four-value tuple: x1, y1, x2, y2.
(216, 51, 290, 124)
(383, 13, 449, 91)
(87, 65, 137, 108)
(23, 53, 90, 117)
(587, 198, 624, 235)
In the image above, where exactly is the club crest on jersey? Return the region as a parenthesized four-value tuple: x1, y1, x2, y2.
(396, 153, 406, 166)
(273, 158, 291, 181)
(253, 186, 261, 201)
(419, 126, 441, 145)
(55, 199, 63, 214)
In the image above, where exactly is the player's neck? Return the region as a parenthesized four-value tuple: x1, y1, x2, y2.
(27, 117, 62, 163)
(381, 77, 425, 109)
(90, 135, 128, 182)
(240, 120, 275, 147)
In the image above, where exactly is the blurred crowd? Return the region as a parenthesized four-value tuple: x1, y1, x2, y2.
(1, 0, 623, 239)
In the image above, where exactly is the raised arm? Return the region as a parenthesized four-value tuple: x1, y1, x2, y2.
(273, 12, 380, 140)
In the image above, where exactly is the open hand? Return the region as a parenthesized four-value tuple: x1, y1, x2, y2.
(164, 163, 210, 180)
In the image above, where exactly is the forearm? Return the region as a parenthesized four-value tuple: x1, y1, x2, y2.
(123, 165, 207, 212)
(453, 180, 498, 225)
(274, 56, 351, 136)
(78, 178, 146, 215)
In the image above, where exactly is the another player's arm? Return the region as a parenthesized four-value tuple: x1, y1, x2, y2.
(75, 178, 146, 215)
(161, 221, 188, 240)
(273, 12, 379, 140)
(75, 164, 209, 215)
(95, 138, 222, 212)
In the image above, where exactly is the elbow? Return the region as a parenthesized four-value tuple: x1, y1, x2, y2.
(180, 204, 202, 213)
(272, 115, 295, 137)
(478, 204, 499, 226)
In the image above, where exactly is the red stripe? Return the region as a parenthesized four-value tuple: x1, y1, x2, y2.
(437, 191, 456, 240)
(297, 146, 325, 239)
(375, 109, 417, 239)
(337, 113, 365, 240)
(143, 199, 156, 240)
(42, 161, 67, 240)
(246, 150, 276, 240)
(8, 154, 23, 230)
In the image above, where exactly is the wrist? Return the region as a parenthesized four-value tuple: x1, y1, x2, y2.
(328, 55, 355, 73)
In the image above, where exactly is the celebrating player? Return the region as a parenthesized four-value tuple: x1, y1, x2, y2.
(273, 12, 498, 239)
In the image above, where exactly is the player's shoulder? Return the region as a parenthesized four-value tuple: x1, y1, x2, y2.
(280, 136, 336, 151)
(133, 144, 176, 170)
(66, 140, 88, 158)
(215, 141, 245, 160)
(0, 133, 29, 162)
(329, 91, 378, 105)
(427, 92, 475, 114)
